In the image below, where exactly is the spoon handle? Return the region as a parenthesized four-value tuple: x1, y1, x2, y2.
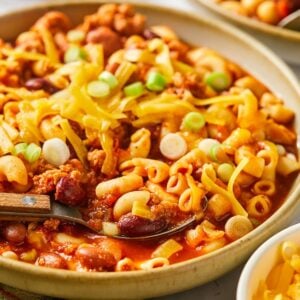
(0, 193, 51, 213)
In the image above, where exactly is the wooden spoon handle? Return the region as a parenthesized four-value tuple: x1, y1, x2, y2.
(0, 193, 51, 213)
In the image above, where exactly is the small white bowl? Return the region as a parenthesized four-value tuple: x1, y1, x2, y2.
(237, 223, 300, 300)
(196, 0, 300, 65)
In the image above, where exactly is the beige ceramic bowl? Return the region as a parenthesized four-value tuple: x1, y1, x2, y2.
(0, 1, 300, 299)
(237, 223, 300, 300)
(196, 0, 300, 65)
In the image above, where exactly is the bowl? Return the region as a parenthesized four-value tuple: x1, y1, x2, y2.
(0, 1, 300, 299)
(237, 223, 300, 300)
(195, 0, 300, 65)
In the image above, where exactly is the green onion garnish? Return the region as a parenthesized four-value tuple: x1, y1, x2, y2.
(209, 144, 221, 162)
(87, 81, 110, 98)
(124, 82, 144, 97)
(98, 71, 119, 89)
(205, 72, 230, 92)
(24, 143, 42, 163)
(13, 143, 28, 156)
(64, 46, 87, 63)
(146, 71, 167, 92)
(182, 112, 206, 132)
(217, 163, 235, 183)
(66, 30, 85, 43)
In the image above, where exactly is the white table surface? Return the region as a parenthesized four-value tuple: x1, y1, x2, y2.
(1, 1, 300, 299)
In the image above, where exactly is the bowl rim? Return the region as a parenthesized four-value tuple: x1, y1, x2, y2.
(236, 223, 300, 300)
(0, 0, 299, 283)
(196, 0, 300, 42)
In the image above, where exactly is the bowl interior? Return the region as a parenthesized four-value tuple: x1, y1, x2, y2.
(0, 1, 299, 299)
(237, 223, 300, 300)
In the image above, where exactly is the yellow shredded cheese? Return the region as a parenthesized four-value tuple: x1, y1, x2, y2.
(39, 28, 60, 64)
(59, 118, 87, 165)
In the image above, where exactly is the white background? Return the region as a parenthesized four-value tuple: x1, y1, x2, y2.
(0, 1, 299, 299)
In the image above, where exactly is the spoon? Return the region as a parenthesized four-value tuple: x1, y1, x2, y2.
(278, 10, 300, 30)
(0, 193, 196, 241)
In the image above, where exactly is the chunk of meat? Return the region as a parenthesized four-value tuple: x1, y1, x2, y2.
(87, 149, 106, 173)
(31, 169, 68, 194)
(151, 201, 190, 226)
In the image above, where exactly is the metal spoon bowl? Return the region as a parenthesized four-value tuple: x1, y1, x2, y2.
(0, 193, 196, 241)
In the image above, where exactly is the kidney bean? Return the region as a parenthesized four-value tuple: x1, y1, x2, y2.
(117, 213, 167, 237)
(55, 176, 86, 206)
(86, 27, 122, 57)
(2, 223, 27, 245)
(75, 245, 116, 270)
(36, 252, 67, 269)
(25, 78, 58, 94)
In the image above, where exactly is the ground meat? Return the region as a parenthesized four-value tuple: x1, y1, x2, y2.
(32, 11, 71, 34)
(84, 199, 114, 231)
(171, 72, 207, 98)
(81, 4, 145, 37)
(167, 39, 190, 60)
(33, 158, 56, 174)
(87, 149, 106, 173)
(30, 159, 86, 195)
(15, 31, 44, 53)
(43, 219, 61, 231)
(128, 62, 152, 83)
(151, 202, 189, 226)
(31, 169, 68, 194)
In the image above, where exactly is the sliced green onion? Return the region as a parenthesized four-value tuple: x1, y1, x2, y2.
(198, 138, 220, 156)
(98, 71, 119, 89)
(64, 45, 86, 63)
(66, 30, 85, 43)
(182, 112, 206, 132)
(87, 81, 110, 98)
(217, 163, 235, 183)
(24, 143, 42, 163)
(146, 71, 167, 92)
(209, 144, 221, 162)
(124, 82, 144, 97)
(13, 143, 28, 156)
(205, 72, 230, 92)
(42, 138, 70, 167)
(159, 133, 187, 160)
